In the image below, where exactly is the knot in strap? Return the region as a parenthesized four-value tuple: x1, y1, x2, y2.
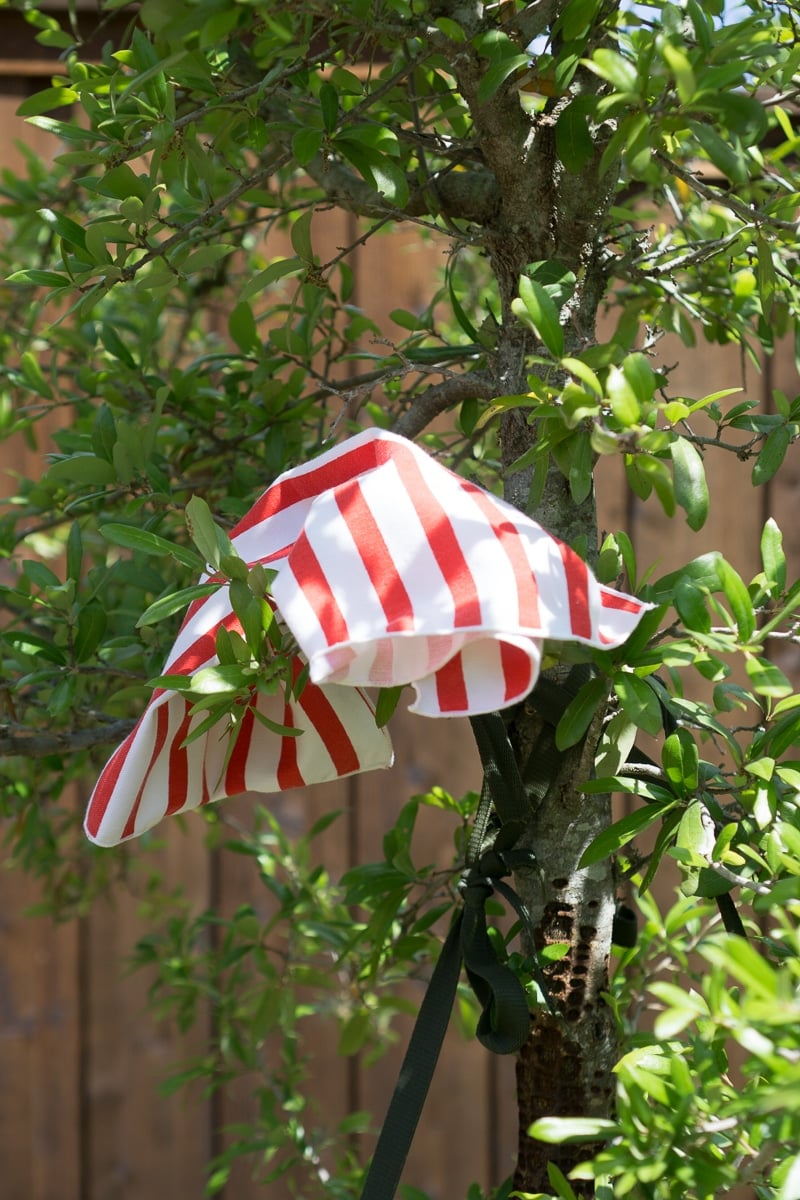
(458, 863, 532, 1056)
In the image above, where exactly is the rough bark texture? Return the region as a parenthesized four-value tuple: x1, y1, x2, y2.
(507, 699, 617, 1195)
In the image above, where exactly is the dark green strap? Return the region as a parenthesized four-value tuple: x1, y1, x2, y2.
(469, 712, 530, 829)
(460, 873, 532, 1053)
(358, 711, 546, 1200)
(358, 911, 464, 1200)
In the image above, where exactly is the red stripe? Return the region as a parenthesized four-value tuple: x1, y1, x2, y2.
(461, 482, 541, 628)
(86, 726, 138, 837)
(299, 682, 361, 776)
(121, 701, 171, 840)
(183, 573, 224, 626)
(231, 439, 383, 537)
(167, 610, 242, 678)
(558, 542, 592, 639)
(336, 481, 415, 633)
(165, 708, 192, 815)
(435, 653, 469, 713)
(500, 640, 535, 703)
(392, 447, 482, 628)
(276, 700, 304, 789)
(289, 533, 350, 647)
(224, 699, 256, 795)
(600, 588, 643, 613)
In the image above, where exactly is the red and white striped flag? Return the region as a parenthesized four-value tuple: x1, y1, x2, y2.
(85, 428, 650, 846)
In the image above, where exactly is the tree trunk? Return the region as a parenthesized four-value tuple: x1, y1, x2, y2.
(501, 434, 618, 1195)
(438, 5, 625, 1186)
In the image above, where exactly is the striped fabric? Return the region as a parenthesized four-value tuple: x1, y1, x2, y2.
(85, 428, 650, 846)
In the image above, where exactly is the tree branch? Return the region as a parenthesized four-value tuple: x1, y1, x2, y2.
(655, 151, 800, 232)
(392, 368, 496, 439)
(0, 719, 136, 759)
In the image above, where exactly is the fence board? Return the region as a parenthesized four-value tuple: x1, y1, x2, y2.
(83, 825, 212, 1200)
(0, 855, 81, 1200)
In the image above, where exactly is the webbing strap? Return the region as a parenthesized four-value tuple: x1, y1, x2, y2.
(469, 712, 530, 829)
(358, 911, 465, 1200)
(357, 712, 540, 1200)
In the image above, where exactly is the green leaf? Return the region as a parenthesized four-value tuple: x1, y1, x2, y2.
(318, 81, 339, 133)
(745, 656, 793, 698)
(17, 87, 80, 117)
(606, 364, 640, 425)
(338, 1011, 372, 1057)
(690, 120, 749, 184)
(752, 425, 790, 486)
(555, 97, 594, 172)
(99, 322, 137, 369)
(74, 603, 108, 661)
(587, 47, 639, 93)
(292, 128, 323, 167)
(87, 163, 149, 202)
(66, 520, 83, 583)
(22, 561, 61, 590)
(136, 583, 219, 627)
(8, 268, 71, 287)
(228, 300, 259, 354)
(662, 41, 696, 105)
(569, 432, 593, 504)
(622, 352, 656, 406)
(1, 631, 66, 665)
(555, 675, 608, 750)
(717, 559, 755, 640)
(760, 518, 786, 594)
(47, 454, 117, 486)
(375, 685, 404, 728)
(290, 209, 314, 262)
(547, 1162, 579, 1200)
(561, 355, 602, 396)
(251, 709, 301, 739)
(757, 233, 776, 317)
(529, 1116, 617, 1144)
(675, 798, 714, 860)
(434, 16, 465, 40)
(579, 801, 678, 867)
(662, 729, 699, 793)
(38, 207, 87, 250)
(700, 938, 777, 1000)
(240, 257, 304, 301)
(185, 495, 233, 570)
(101, 523, 201, 570)
(189, 663, 253, 695)
(671, 436, 709, 531)
(613, 672, 663, 736)
(512, 275, 563, 357)
(476, 51, 530, 105)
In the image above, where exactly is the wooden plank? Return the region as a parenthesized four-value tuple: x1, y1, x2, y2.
(82, 822, 212, 1200)
(0, 805, 81, 1200)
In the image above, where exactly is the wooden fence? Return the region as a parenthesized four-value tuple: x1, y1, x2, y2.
(1, 17, 798, 1199)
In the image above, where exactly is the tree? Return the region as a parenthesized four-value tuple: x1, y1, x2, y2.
(2, 0, 800, 1196)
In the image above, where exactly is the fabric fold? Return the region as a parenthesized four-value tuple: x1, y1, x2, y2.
(86, 428, 650, 846)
